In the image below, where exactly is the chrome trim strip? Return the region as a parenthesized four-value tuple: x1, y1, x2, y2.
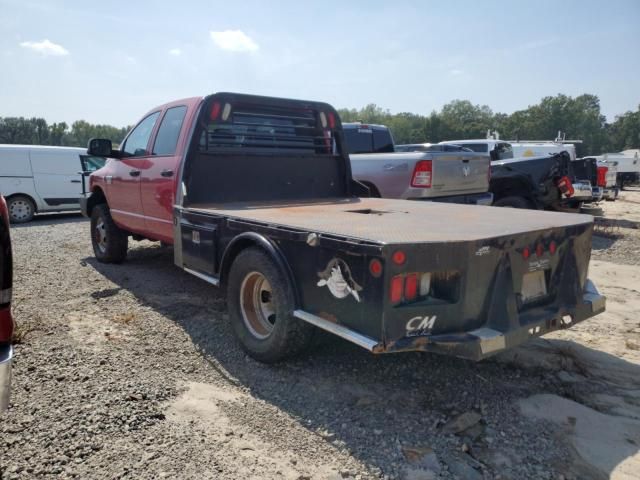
(293, 310, 378, 351)
(0, 344, 13, 412)
(183, 267, 220, 286)
(110, 209, 173, 224)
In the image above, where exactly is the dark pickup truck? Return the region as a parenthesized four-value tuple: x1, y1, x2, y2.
(82, 92, 605, 363)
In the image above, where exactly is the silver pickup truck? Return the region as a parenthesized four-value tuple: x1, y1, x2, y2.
(343, 123, 493, 205)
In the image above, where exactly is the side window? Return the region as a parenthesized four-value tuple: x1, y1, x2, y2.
(80, 155, 107, 172)
(373, 129, 394, 153)
(122, 112, 160, 157)
(152, 106, 187, 156)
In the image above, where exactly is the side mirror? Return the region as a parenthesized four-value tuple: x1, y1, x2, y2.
(87, 138, 113, 157)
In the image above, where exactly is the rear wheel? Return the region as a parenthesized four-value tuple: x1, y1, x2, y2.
(90, 204, 128, 263)
(493, 196, 532, 209)
(227, 248, 313, 363)
(7, 195, 35, 223)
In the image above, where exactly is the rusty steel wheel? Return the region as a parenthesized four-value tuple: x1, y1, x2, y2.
(240, 272, 277, 339)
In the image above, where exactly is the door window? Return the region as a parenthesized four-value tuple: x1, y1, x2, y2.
(122, 112, 160, 157)
(80, 155, 107, 172)
(153, 106, 187, 156)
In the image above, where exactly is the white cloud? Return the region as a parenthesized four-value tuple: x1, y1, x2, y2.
(210, 30, 259, 52)
(168, 48, 182, 56)
(19, 39, 69, 56)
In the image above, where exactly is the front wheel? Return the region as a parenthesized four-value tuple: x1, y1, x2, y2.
(90, 204, 128, 263)
(7, 195, 35, 223)
(227, 248, 313, 363)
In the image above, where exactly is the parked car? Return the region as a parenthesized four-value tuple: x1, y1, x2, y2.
(439, 140, 586, 210)
(0, 145, 106, 223)
(0, 194, 14, 412)
(80, 92, 604, 364)
(343, 124, 492, 205)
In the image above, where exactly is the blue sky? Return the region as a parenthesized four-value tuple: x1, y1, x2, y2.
(1, 0, 639, 126)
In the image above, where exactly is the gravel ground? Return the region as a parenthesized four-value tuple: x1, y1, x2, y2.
(1, 196, 639, 479)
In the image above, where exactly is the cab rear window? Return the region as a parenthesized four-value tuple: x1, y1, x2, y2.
(343, 127, 394, 154)
(198, 101, 335, 155)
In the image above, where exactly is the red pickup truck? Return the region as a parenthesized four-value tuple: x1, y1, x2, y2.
(81, 92, 605, 363)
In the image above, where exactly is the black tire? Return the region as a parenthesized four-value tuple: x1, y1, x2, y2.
(7, 195, 35, 223)
(493, 196, 532, 209)
(227, 247, 314, 363)
(90, 204, 128, 263)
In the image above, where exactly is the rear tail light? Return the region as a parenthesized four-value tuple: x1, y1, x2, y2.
(556, 176, 574, 197)
(597, 166, 608, 187)
(390, 276, 404, 304)
(0, 308, 13, 343)
(369, 258, 383, 277)
(404, 274, 418, 301)
(549, 241, 557, 255)
(522, 246, 531, 259)
(392, 250, 406, 265)
(411, 160, 432, 188)
(0, 196, 8, 226)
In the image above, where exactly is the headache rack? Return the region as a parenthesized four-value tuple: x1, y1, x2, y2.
(199, 102, 335, 155)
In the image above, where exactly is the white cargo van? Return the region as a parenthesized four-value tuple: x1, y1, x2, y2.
(0, 145, 106, 223)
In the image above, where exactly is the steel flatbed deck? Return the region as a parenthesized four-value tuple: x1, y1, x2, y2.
(187, 197, 592, 244)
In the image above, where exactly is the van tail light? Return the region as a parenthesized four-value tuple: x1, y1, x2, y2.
(411, 160, 432, 188)
(556, 176, 574, 197)
(597, 166, 608, 187)
(404, 274, 418, 301)
(390, 276, 404, 304)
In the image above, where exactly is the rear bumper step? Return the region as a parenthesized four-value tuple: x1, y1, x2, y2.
(295, 279, 605, 362)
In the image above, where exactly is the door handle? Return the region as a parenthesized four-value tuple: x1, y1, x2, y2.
(161, 169, 174, 178)
(70, 179, 82, 183)
(129, 170, 141, 177)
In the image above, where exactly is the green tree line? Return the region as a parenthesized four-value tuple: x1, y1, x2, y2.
(1, 93, 638, 157)
(0, 118, 129, 148)
(338, 93, 640, 157)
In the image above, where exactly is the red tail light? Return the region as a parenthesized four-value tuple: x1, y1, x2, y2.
(0, 196, 8, 226)
(0, 308, 13, 343)
(556, 176, 574, 197)
(549, 241, 557, 255)
(411, 160, 432, 188)
(390, 276, 404, 304)
(596, 166, 608, 187)
(404, 274, 418, 301)
(522, 246, 530, 259)
(369, 258, 383, 277)
(392, 250, 406, 265)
